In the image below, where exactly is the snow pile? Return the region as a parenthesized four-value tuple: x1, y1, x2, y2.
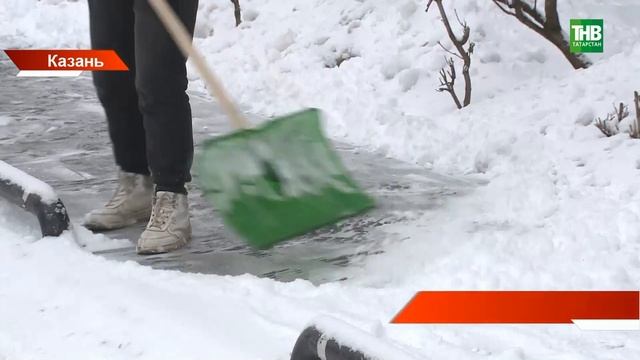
(0, 222, 415, 359)
(0, 210, 636, 360)
(0, 0, 88, 48)
(1, 0, 640, 359)
(0, 160, 59, 204)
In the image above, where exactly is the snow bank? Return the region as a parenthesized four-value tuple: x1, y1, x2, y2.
(0, 211, 636, 360)
(0, 0, 88, 48)
(0, 218, 413, 359)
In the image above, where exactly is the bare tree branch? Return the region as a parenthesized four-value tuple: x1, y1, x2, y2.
(616, 102, 630, 122)
(230, 0, 242, 26)
(493, 0, 516, 16)
(436, 57, 463, 109)
(594, 113, 618, 137)
(437, 41, 463, 59)
(594, 102, 629, 137)
(630, 91, 640, 139)
(454, 10, 470, 45)
(427, 0, 473, 109)
(544, 0, 561, 31)
(491, 0, 591, 69)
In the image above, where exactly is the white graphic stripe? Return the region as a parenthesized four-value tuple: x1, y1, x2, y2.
(572, 319, 640, 331)
(17, 70, 83, 77)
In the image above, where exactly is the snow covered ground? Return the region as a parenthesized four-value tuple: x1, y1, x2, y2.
(1, 0, 639, 359)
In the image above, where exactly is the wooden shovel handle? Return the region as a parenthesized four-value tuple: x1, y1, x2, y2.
(148, 0, 249, 129)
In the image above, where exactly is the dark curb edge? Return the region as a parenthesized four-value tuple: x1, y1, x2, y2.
(290, 326, 373, 360)
(0, 166, 70, 237)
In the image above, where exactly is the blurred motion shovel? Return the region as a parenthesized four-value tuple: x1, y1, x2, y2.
(149, 0, 374, 249)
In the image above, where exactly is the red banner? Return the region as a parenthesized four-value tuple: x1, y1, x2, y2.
(4, 49, 128, 71)
(392, 291, 640, 324)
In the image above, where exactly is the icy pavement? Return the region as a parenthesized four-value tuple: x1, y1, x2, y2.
(0, 60, 472, 283)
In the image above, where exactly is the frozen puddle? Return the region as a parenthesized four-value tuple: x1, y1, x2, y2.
(0, 60, 473, 283)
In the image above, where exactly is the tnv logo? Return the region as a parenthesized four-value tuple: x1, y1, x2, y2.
(570, 19, 604, 53)
(572, 24, 602, 42)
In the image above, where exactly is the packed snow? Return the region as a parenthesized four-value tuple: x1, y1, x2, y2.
(1, 0, 639, 359)
(0, 159, 59, 204)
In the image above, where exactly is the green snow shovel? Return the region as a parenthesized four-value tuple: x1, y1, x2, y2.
(149, 0, 374, 249)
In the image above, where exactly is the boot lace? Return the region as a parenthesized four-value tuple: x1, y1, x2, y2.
(148, 193, 176, 229)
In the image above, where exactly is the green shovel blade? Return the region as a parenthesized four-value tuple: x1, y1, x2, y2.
(197, 108, 375, 249)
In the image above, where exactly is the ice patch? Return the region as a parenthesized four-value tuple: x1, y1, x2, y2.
(0, 115, 12, 126)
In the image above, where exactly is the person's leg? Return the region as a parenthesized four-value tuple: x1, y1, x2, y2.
(133, 0, 199, 194)
(84, 0, 153, 231)
(133, 0, 199, 254)
(88, 0, 149, 175)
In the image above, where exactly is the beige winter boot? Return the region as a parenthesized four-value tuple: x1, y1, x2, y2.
(83, 171, 153, 231)
(136, 191, 191, 255)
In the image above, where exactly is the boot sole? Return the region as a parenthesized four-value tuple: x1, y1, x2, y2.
(136, 238, 188, 255)
(83, 209, 151, 232)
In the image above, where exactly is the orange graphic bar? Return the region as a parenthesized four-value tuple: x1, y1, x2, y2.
(4, 49, 128, 71)
(392, 291, 640, 324)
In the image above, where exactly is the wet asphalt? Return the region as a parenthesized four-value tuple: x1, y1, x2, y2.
(0, 59, 472, 283)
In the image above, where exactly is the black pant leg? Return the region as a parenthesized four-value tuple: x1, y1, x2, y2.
(88, 0, 149, 175)
(133, 0, 199, 190)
